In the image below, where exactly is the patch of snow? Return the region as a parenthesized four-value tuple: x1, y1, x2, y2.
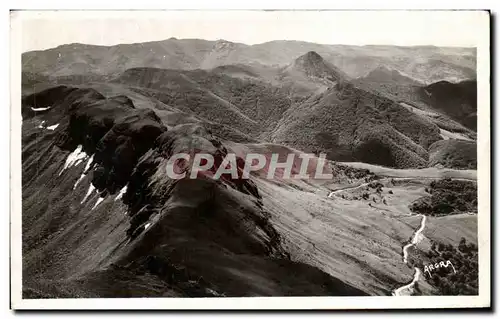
(399, 102, 439, 118)
(73, 156, 94, 190)
(38, 121, 46, 128)
(74, 173, 86, 190)
(46, 124, 59, 131)
(114, 185, 128, 201)
(31, 106, 52, 112)
(92, 197, 105, 210)
(144, 223, 151, 230)
(74, 159, 84, 167)
(205, 288, 226, 297)
(439, 129, 472, 141)
(81, 184, 96, 204)
(84, 155, 94, 172)
(60, 145, 88, 175)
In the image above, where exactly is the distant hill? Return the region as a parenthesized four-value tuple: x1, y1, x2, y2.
(358, 66, 422, 85)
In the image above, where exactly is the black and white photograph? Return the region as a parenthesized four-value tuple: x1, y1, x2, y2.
(10, 9, 491, 310)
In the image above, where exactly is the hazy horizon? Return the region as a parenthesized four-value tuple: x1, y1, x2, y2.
(15, 10, 486, 52)
(22, 37, 478, 53)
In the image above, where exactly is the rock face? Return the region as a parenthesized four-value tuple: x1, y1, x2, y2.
(22, 85, 367, 298)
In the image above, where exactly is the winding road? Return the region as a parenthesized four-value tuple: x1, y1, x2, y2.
(328, 182, 372, 197)
(402, 215, 427, 264)
(327, 173, 472, 296)
(392, 214, 427, 296)
(327, 179, 429, 296)
(393, 267, 422, 296)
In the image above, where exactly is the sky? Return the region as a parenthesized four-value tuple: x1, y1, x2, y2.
(15, 10, 488, 52)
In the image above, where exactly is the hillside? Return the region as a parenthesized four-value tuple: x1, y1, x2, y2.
(271, 81, 442, 168)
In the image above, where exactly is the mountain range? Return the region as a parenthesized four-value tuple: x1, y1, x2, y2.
(21, 39, 478, 298)
(23, 38, 476, 83)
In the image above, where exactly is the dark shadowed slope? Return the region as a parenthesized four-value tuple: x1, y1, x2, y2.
(22, 85, 367, 297)
(418, 80, 477, 131)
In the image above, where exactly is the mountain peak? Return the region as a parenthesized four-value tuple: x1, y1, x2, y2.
(288, 51, 345, 83)
(295, 51, 324, 65)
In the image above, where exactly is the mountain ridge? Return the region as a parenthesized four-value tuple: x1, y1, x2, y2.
(22, 38, 476, 84)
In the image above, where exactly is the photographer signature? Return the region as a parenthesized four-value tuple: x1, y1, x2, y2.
(423, 260, 456, 277)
